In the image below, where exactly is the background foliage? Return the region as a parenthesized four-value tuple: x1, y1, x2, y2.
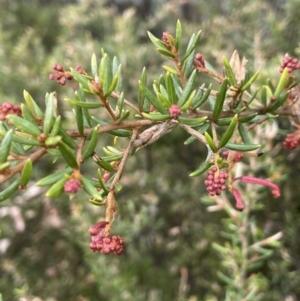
(0, 0, 300, 300)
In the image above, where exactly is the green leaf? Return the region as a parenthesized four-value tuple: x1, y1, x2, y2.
(157, 92, 171, 109)
(157, 48, 175, 58)
(225, 142, 260, 152)
(11, 132, 40, 146)
(82, 126, 99, 161)
(192, 84, 212, 109)
(239, 113, 257, 123)
(92, 153, 116, 172)
(215, 117, 232, 126)
(139, 81, 168, 114)
(115, 110, 130, 124)
(91, 116, 132, 137)
(112, 56, 122, 92)
(43, 92, 56, 135)
(166, 72, 177, 104)
(191, 87, 203, 109)
(177, 69, 197, 107)
(190, 160, 214, 177)
(36, 167, 73, 186)
(99, 53, 113, 96)
(212, 242, 231, 254)
(238, 123, 250, 144)
(21, 103, 36, 124)
(138, 67, 147, 112)
(268, 91, 290, 112)
(205, 132, 218, 153)
(20, 158, 33, 187)
(91, 53, 98, 77)
(74, 94, 84, 136)
(101, 154, 123, 162)
(147, 31, 169, 50)
(171, 74, 182, 98)
(159, 84, 168, 99)
(223, 56, 237, 86)
(241, 71, 259, 92)
(142, 112, 171, 121)
(6, 115, 41, 137)
(274, 67, 289, 98)
(0, 178, 21, 202)
(58, 141, 78, 168)
(182, 34, 197, 77)
(46, 176, 68, 198)
(104, 146, 122, 155)
(45, 136, 62, 147)
(116, 92, 125, 119)
(217, 271, 233, 286)
(70, 68, 90, 92)
(58, 127, 77, 149)
(212, 78, 229, 120)
(163, 65, 178, 75)
(23, 90, 44, 118)
(175, 19, 182, 50)
(105, 65, 121, 97)
(0, 129, 13, 164)
(97, 168, 109, 193)
(66, 98, 103, 109)
(78, 84, 92, 127)
(245, 87, 259, 106)
(181, 30, 201, 63)
(219, 114, 238, 148)
(0, 162, 10, 172)
(11, 140, 26, 155)
(181, 89, 196, 111)
(178, 116, 207, 127)
(81, 176, 103, 200)
(49, 116, 62, 137)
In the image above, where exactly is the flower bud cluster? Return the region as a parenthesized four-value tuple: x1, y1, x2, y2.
(64, 178, 81, 194)
(49, 64, 83, 86)
(283, 132, 300, 149)
(162, 31, 173, 49)
(89, 221, 125, 255)
(204, 166, 228, 196)
(169, 104, 181, 118)
(0, 102, 22, 120)
(222, 150, 243, 163)
(102, 170, 110, 183)
(279, 56, 300, 73)
(193, 53, 206, 68)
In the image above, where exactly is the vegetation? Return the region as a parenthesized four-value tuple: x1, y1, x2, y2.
(1, 1, 300, 300)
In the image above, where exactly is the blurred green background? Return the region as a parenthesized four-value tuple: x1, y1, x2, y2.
(0, 0, 300, 300)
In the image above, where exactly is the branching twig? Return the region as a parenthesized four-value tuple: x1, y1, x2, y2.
(179, 123, 207, 144)
(104, 128, 140, 235)
(111, 91, 140, 113)
(0, 148, 48, 185)
(76, 136, 86, 165)
(196, 67, 224, 82)
(66, 119, 154, 138)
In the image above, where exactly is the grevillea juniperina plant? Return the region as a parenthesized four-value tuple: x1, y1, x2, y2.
(0, 21, 299, 263)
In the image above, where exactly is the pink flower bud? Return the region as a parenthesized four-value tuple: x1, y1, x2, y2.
(162, 31, 173, 49)
(49, 73, 58, 80)
(194, 53, 206, 68)
(232, 188, 244, 211)
(168, 104, 181, 118)
(54, 64, 64, 72)
(58, 77, 67, 86)
(234, 176, 280, 198)
(64, 178, 81, 194)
